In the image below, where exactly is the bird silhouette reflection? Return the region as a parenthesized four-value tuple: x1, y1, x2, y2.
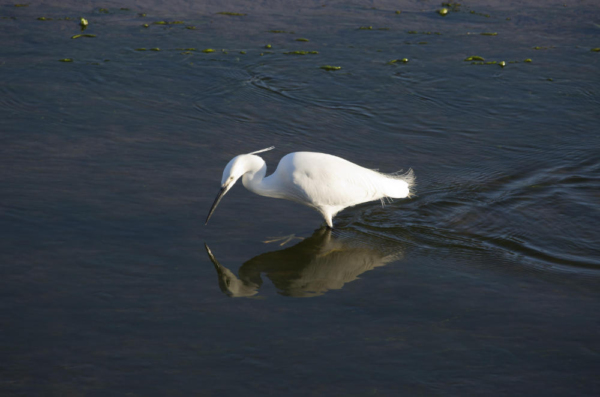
(205, 227, 404, 298)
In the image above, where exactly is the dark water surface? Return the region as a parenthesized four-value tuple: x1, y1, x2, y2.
(1, 1, 599, 395)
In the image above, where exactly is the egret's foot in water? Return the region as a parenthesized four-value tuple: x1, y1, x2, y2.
(263, 234, 304, 246)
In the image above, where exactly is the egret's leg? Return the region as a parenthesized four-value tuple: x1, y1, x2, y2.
(323, 213, 334, 229)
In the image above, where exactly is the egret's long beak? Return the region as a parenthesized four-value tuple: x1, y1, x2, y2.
(205, 184, 231, 225)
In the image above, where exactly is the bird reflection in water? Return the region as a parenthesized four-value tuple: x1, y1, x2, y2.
(205, 227, 404, 298)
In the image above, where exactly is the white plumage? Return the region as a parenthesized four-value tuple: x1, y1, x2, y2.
(206, 147, 414, 228)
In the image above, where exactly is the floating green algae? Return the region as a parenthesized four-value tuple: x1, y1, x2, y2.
(387, 58, 408, 64)
(320, 65, 341, 71)
(143, 23, 149, 28)
(139, 13, 147, 17)
(217, 12, 246, 16)
(135, 48, 147, 51)
(59, 58, 73, 62)
(14, 4, 29, 7)
(480, 32, 497, 36)
(98, 8, 109, 13)
(469, 10, 490, 17)
(202, 48, 216, 53)
(150, 47, 160, 51)
(524, 58, 532, 62)
(395, 10, 401, 14)
(240, 51, 246, 54)
(296, 38, 309, 42)
(485, 61, 497, 64)
(186, 26, 196, 29)
(464, 56, 485, 61)
(499, 61, 506, 67)
(37, 17, 51, 21)
(438, 8, 449, 16)
(71, 34, 96, 39)
(284, 51, 318, 55)
(407, 31, 418, 34)
(591, 48, 600, 52)
(359, 26, 373, 30)
(152, 21, 184, 25)
(265, 44, 272, 49)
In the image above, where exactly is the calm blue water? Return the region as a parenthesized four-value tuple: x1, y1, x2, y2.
(1, 1, 599, 395)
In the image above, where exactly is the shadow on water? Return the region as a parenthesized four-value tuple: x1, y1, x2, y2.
(205, 227, 404, 298)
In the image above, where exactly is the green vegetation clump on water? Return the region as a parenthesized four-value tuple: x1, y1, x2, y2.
(202, 49, 216, 53)
(153, 21, 185, 25)
(283, 51, 318, 55)
(71, 34, 96, 39)
(480, 32, 497, 36)
(470, 10, 490, 17)
(359, 26, 373, 30)
(14, 4, 29, 7)
(320, 65, 341, 71)
(591, 48, 600, 52)
(59, 58, 73, 62)
(441, 2, 462, 12)
(296, 38, 309, 42)
(464, 56, 485, 61)
(388, 58, 409, 64)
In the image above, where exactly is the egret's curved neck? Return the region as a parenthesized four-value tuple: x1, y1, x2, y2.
(241, 155, 275, 197)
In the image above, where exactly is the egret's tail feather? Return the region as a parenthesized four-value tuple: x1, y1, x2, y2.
(394, 168, 415, 192)
(383, 168, 415, 199)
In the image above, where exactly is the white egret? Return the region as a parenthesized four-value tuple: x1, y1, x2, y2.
(205, 147, 414, 228)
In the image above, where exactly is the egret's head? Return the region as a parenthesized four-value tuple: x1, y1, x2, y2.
(205, 146, 274, 225)
(220, 155, 246, 187)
